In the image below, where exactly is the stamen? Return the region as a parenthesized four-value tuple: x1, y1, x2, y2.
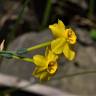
(47, 61, 57, 74)
(68, 30, 72, 38)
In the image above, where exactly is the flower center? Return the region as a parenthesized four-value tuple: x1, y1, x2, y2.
(47, 61, 57, 74)
(68, 31, 74, 42)
(65, 29, 76, 44)
(68, 30, 72, 37)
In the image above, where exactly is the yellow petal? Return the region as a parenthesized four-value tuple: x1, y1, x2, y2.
(51, 38, 66, 54)
(33, 71, 42, 79)
(49, 20, 65, 37)
(63, 43, 75, 60)
(32, 70, 41, 78)
(33, 55, 47, 67)
(45, 47, 49, 57)
(47, 50, 58, 62)
(32, 68, 54, 80)
(32, 67, 46, 79)
(64, 28, 77, 44)
(40, 72, 48, 80)
(58, 19, 65, 30)
(33, 67, 46, 75)
(40, 72, 54, 80)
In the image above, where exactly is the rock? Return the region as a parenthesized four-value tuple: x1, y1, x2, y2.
(76, 28, 93, 46)
(0, 73, 77, 96)
(86, 46, 96, 64)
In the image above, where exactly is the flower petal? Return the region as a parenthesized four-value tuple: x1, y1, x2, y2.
(45, 47, 49, 57)
(33, 67, 46, 75)
(33, 55, 47, 67)
(49, 20, 65, 37)
(58, 19, 65, 30)
(32, 68, 53, 80)
(63, 43, 75, 60)
(64, 28, 77, 44)
(40, 71, 48, 80)
(51, 38, 66, 54)
(32, 67, 46, 79)
(47, 50, 58, 61)
(40, 72, 54, 80)
(32, 72, 42, 79)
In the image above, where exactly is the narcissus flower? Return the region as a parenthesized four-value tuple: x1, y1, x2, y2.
(49, 19, 77, 60)
(32, 49, 58, 80)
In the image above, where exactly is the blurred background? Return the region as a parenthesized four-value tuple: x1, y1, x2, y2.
(0, 0, 96, 96)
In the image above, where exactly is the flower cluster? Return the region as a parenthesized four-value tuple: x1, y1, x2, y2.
(32, 20, 77, 80)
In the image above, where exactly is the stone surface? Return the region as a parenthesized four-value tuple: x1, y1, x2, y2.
(76, 28, 93, 45)
(0, 73, 77, 96)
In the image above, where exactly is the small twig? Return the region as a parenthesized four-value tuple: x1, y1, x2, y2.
(53, 70, 96, 80)
(11, 0, 30, 33)
(40, 0, 52, 30)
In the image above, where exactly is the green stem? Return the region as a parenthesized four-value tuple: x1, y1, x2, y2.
(12, 55, 33, 63)
(88, 0, 94, 18)
(0, 50, 33, 63)
(40, 0, 52, 30)
(0, 50, 14, 54)
(0, 41, 51, 61)
(64, 70, 96, 78)
(55, 70, 96, 80)
(27, 41, 51, 52)
(12, 0, 30, 33)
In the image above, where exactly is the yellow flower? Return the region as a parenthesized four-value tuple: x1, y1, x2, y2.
(32, 49, 58, 80)
(49, 19, 77, 60)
